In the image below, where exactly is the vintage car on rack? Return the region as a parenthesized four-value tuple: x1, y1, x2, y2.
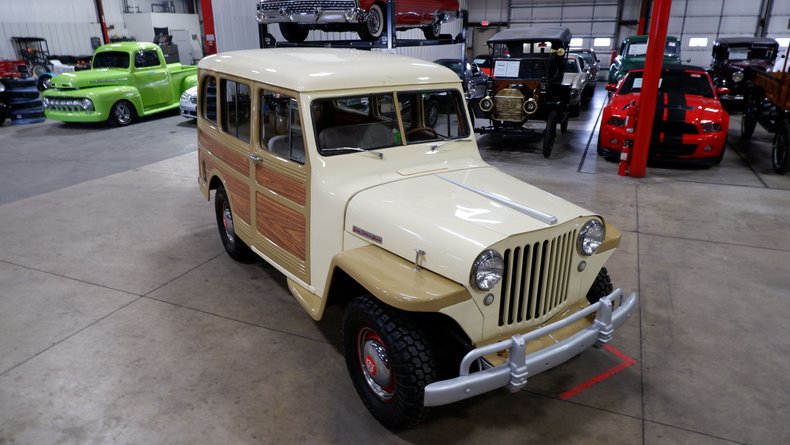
(472, 27, 573, 158)
(43, 42, 197, 126)
(196, 47, 636, 428)
(563, 53, 589, 117)
(607, 35, 682, 86)
(709, 37, 779, 112)
(256, 0, 461, 43)
(599, 65, 729, 166)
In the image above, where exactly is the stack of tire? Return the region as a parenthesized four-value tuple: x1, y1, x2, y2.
(2, 77, 45, 124)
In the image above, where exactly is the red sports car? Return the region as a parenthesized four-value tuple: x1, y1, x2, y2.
(598, 65, 730, 165)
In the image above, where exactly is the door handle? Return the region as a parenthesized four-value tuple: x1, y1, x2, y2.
(248, 153, 264, 163)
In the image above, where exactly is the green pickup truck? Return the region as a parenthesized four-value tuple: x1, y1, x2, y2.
(607, 35, 682, 86)
(43, 42, 197, 126)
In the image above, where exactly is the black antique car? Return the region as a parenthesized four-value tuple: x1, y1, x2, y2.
(710, 37, 778, 112)
(471, 27, 572, 158)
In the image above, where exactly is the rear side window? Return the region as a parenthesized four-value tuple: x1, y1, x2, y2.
(221, 80, 251, 143)
(201, 76, 217, 124)
(260, 90, 305, 164)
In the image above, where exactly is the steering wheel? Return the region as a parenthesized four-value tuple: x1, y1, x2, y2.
(407, 127, 439, 138)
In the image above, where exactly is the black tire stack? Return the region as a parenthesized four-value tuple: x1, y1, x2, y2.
(3, 77, 45, 124)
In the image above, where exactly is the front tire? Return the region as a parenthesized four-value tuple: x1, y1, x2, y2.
(543, 110, 558, 158)
(772, 119, 790, 175)
(741, 102, 757, 139)
(358, 4, 385, 41)
(421, 16, 442, 40)
(342, 295, 436, 429)
(109, 100, 135, 126)
(214, 185, 255, 263)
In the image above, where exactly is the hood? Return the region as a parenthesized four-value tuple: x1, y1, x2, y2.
(563, 72, 584, 89)
(609, 90, 724, 124)
(50, 69, 130, 90)
(345, 167, 592, 285)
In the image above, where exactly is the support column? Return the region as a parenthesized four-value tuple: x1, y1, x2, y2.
(201, 0, 217, 55)
(629, 0, 672, 178)
(94, 0, 110, 44)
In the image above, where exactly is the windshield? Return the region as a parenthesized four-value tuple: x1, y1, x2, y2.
(625, 40, 679, 58)
(92, 51, 130, 69)
(619, 70, 713, 98)
(312, 90, 470, 156)
(565, 59, 579, 72)
(729, 45, 775, 61)
(576, 53, 595, 65)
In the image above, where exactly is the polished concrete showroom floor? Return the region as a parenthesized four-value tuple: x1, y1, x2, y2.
(1, 87, 788, 445)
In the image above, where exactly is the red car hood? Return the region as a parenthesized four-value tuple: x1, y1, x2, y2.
(608, 90, 724, 123)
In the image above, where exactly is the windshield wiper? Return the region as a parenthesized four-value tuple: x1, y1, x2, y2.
(322, 146, 383, 159)
(430, 138, 467, 152)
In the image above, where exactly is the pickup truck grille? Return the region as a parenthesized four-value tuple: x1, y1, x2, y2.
(498, 228, 577, 326)
(258, 1, 357, 14)
(45, 98, 87, 112)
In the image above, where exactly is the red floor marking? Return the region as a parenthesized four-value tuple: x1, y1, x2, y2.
(558, 344, 637, 400)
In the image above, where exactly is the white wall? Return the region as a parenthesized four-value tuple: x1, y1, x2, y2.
(123, 12, 203, 62)
(0, 0, 102, 59)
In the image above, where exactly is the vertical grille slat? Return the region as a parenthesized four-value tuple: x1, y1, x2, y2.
(497, 229, 577, 327)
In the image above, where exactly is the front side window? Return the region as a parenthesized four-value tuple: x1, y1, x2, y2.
(260, 90, 305, 164)
(134, 50, 160, 68)
(221, 79, 251, 142)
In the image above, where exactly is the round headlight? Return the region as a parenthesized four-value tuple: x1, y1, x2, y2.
(524, 98, 538, 114)
(471, 249, 503, 291)
(81, 98, 94, 111)
(479, 96, 494, 112)
(732, 71, 744, 83)
(578, 219, 605, 256)
(0, 81, 5, 93)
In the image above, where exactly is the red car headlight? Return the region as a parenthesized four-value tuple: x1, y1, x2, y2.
(607, 116, 626, 127)
(701, 122, 722, 132)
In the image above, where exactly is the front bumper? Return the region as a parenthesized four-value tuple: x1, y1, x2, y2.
(423, 288, 637, 407)
(599, 123, 726, 161)
(256, 1, 364, 24)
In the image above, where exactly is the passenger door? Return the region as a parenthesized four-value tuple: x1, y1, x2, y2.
(133, 49, 171, 109)
(250, 88, 310, 284)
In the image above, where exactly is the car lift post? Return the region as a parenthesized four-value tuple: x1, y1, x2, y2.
(629, 0, 672, 178)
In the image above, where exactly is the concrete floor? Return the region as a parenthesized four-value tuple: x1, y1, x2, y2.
(0, 89, 788, 444)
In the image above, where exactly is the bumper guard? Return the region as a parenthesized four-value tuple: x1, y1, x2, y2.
(423, 289, 637, 406)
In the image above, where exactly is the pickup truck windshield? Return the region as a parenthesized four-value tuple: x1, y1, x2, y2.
(313, 90, 470, 156)
(93, 52, 130, 69)
(625, 41, 679, 58)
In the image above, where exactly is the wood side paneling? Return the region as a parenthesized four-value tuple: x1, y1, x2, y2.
(255, 166, 306, 206)
(199, 130, 248, 176)
(256, 193, 306, 261)
(203, 157, 251, 225)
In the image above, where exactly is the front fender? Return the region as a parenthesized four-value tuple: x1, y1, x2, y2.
(182, 74, 198, 92)
(327, 245, 472, 315)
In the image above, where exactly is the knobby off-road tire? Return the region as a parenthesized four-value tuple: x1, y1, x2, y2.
(214, 185, 255, 263)
(342, 294, 437, 429)
(586, 267, 614, 304)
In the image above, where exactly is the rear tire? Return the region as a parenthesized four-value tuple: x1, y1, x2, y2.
(342, 294, 436, 429)
(279, 23, 309, 43)
(215, 185, 256, 263)
(421, 16, 442, 40)
(741, 103, 756, 139)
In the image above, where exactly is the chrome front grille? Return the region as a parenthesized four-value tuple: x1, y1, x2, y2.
(46, 98, 86, 112)
(258, 1, 356, 14)
(493, 88, 526, 122)
(498, 229, 577, 326)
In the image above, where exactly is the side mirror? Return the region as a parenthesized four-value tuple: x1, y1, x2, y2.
(716, 87, 730, 95)
(605, 84, 617, 92)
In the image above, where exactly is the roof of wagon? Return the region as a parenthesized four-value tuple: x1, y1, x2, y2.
(197, 48, 461, 92)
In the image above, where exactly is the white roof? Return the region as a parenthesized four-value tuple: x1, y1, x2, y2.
(198, 48, 461, 92)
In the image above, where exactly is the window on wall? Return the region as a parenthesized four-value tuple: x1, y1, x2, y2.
(202, 76, 217, 124)
(260, 90, 305, 164)
(593, 38, 611, 48)
(776, 38, 790, 48)
(570, 38, 583, 48)
(689, 37, 708, 47)
(221, 80, 251, 143)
